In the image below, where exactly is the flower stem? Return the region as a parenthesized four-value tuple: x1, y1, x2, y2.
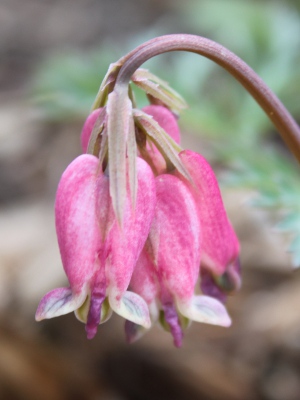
(114, 34, 300, 163)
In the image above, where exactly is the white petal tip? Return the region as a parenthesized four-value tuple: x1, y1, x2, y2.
(178, 295, 232, 327)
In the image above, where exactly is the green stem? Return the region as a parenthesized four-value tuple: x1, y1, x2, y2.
(114, 34, 300, 163)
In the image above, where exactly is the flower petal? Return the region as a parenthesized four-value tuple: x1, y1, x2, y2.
(110, 291, 151, 329)
(177, 295, 231, 327)
(200, 269, 227, 303)
(106, 157, 156, 305)
(125, 321, 147, 344)
(129, 246, 159, 306)
(150, 174, 201, 304)
(142, 105, 181, 144)
(35, 286, 87, 321)
(177, 150, 240, 276)
(55, 154, 105, 291)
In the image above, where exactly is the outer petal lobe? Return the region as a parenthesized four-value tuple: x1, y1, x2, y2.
(105, 157, 156, 329)
(55, 154, 105, 292)
(177, 150, 240, 276)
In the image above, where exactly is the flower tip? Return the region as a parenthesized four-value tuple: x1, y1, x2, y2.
(35, 309, 44, 322)
(125, 320, 147, 344)
(178, 295, 232, 327)
(86, 324, 98, 340)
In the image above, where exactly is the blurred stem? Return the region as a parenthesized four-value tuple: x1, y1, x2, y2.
(114, 34, 300, 163)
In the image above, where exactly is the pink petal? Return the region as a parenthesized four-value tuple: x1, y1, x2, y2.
(177, 150, 240, 276)
(150, 174, 201, 304)
(55, 154, 106, 292)
(141, 105, 181, 174)
(142, 105, 181, 144)
(80, 108, 103, 152)
(129, 246, 159, 306)
(105, 157, 156, 326)
(200, 269, 227, 303)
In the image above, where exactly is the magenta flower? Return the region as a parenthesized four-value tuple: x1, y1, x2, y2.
(36, 153, 156, 339)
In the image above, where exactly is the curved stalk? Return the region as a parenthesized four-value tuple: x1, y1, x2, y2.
(114, 34, 300, 162)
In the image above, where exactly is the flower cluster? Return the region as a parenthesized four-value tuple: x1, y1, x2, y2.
(36, 68, 240, 347)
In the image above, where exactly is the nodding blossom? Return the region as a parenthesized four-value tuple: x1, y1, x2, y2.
(36, 85, 240, 346)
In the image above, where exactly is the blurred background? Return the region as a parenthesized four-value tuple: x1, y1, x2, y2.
(1, 0, 300, 399)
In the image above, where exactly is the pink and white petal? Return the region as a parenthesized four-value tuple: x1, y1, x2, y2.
(109, 291, 151, 329)
(35, 286, 88, 321)
(177, 295, 231, 327)
(178, 150, 239, 276)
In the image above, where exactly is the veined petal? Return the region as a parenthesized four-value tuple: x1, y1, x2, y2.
(35, 286, 88, 321)
(177, 295, 231, 327)
(177, 150, 240, 276)
(109, 291, 151, 329)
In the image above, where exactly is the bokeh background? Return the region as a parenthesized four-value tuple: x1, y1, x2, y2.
(1, 0, 300, 399)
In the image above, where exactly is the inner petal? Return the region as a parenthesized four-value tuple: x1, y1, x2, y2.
(85, 261, 107, 339)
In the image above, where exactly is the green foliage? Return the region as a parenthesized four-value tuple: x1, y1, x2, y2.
(31, 0, 300, 265)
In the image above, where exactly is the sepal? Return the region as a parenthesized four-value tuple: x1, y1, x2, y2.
(133, 109, 189, 179)
(132, 69, 187, 114)
(92, 62, 122, 109)
(107, 91, 132, 225)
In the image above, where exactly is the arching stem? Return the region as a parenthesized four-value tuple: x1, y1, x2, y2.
(114, 34, 300, 162)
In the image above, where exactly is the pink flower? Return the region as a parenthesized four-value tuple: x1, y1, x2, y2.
(128, 150, 238, 346)
(176, 150, 241, 303)
(36, 103, 240, 345)
(36, 154, 156, 339)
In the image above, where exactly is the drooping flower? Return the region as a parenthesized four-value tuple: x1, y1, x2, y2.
(128, 169, 233, 347)
(176, 150, 241, 303)
(36, 67, 241, 346)
(36, 154, 156, 339)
